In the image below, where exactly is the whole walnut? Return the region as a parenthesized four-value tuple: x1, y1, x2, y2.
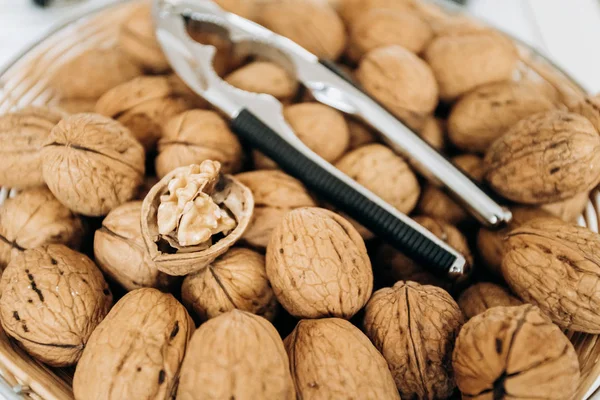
(73, 288, 194, 400)
(457, 282, 522, 319)
(235, 170, 316, 249)
(0, 107, 65, 188)
(94, 201, 175, 291)
(266, 207, 372, 319)
(348, 8, 433, 62)
(542, 190, 590, 222)
(364, 281, 464, 399)
(418, 154, 486, 224)
(41, 113, 145, 216)
(182, 248, 277, 322)
(336, 144, 420, 214)
(477, 206, 556, 277)
(448, 81, 556, 153)
(258, 0, 346, 60)
(225, 61, 298, 101)
(419, 116, 446, 152)
(156, 110, 243, 178)
(50, 48, 141, 100)
(502, 217, 600, 333)
(357, 45, 438, 130)
(178, 310, 295, 400)
(0, 245, 112, 367)
(118, 4, 170, 73)
(95, 76, 192, 150)
(285, 318, 400, 399)
(424, 28, 518, 101)
(570, 94, 600, 133)
(339, 0, 414, 24)
(0, 187, 83, 272)
(485, 110, 600, 204)
(453, 305, 580, 400)
(347, 119, 377, 150)
(285, 103, 350, 163)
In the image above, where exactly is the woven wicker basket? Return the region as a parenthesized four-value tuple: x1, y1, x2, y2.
(0, 0, 599, 399)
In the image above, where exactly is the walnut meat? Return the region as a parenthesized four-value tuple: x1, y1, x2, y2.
(266, 208, 372, 319)
(0, 187, 83, 272)
(448, 81, 556, 153)
(141, 162, 254, 276)
(94, 201, 175, 291)
(364, 281, 464, 399)
(485, 110, 600, 204)
(357, 45, 438, 130)
(0, 245, 112, 367)
(457, 282, 522, 319)
(177, 310, 295, 400)
(285, 318, 399, 399)
(73, 288, 194, 400)
(424, 28, 518, 100)
(225, 61, 298, 101)
(182, 248, 277, 322)
(0, 106, 65, 188)
(235, 170, 316, 249)
(453, 305, 580, 400)
(41, 113, 145, 216)
(259, 0, 346, 60)
(502, 217, 600, 333)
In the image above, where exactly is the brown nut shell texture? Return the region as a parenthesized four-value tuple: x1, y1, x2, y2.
(177, 310, 295, 400)
(457, 282, 522, 320)
(0, 244, 112, 367)
(0, 106, 66, 188)
(570, 94, 600, 133)
(285, 318, 400, 399)
(266, 207, 372, 319)
(339, 0, 414, 24)
(364, 281, 464, 399)
(502, 217, 600, 333)
(94, 201, 174, 292)
(225, 61, 298, 101)
(41, 113, 145, 216)
(182, 248, 277, 322)
(235, 170, 316, 249)
(485, 110, 600, 204)
(156, 109, 243, 178)
(73, 288, 194, 400)
(452, 305, 580, 400)
(141, 162, 254, 276)
(0, 187, 83, 272)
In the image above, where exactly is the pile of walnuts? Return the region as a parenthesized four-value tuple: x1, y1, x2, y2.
(0, 0, 599, 399)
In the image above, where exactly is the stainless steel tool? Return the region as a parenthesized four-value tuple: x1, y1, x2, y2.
(153, 0, 506, 278)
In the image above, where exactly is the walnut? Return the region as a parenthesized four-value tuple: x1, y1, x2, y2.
(357, 45, 438, 130)
(118, 4, 170, 73)
(346, 119, 377, 150)
(225, 61, 298, 101)
(177, 310, 295, 400)
(364, 281, 464, 399)
(41, 113, 145, 216)
(0, 245, 112, 366)
(477, 206, 555, 277)
(541, 190, 590, 222)
(95, 76, 192, 150)
(418, 154, 486, 224)
(258, 0, 346, 60)
(141, 162, 254, 276)
(266, 207, 372, 319)
(213, 0, 260, 20)
(73, 288, 194, 400)
(348, 8, 433, 62)
(50, 48, 141, 100)
(457, 282, 522, 319)
(418, 116, 446, 151)
(502, 217, 600, 333)
(285, 318, 400, 399)
(448, 81, 556, 153)
(485, 110, 600, 204)
(56, 98, 96, 114)
(235, 170, 316, 249)
(182, 248, 277, 322)
(339, 0, 414, 24)
(0, 106, 65, 188)
(156, 110, 243, 179)
(0, 187, 83, 272)
(452, 305, 580, 400)
(424, 28, 518, 101)
(94, 201, 175, 292)
(570, 94, 600, 133)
